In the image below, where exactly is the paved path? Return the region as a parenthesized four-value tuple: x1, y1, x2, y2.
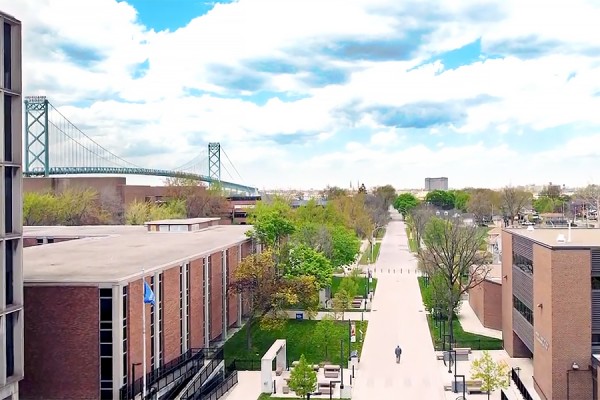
(352, 211, 446, 400)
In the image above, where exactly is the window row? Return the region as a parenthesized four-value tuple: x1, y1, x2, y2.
(513, 252, 533, 274)
(513, 295, 534, 325)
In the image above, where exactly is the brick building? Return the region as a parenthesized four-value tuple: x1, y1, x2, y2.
(468, 264, 502, 331)
(20, 219, 253, 400)
(502, 227, 600, 400)
(1, 10, 22, 400)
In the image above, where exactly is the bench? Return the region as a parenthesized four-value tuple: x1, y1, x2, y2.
(465, 380, 483, 394)
(317, 382, 332, 394)
(282, 385, 290, 394)
(323, 364, 340, 378)
(436, 348, 471, 361)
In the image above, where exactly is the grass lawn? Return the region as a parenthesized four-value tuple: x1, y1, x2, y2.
(330, 276, 377, 298)
(375, 228, 386, 239)
(224, 319, 368, 368)
(416, 277, 503, 351)
(359, 242, 381, 264)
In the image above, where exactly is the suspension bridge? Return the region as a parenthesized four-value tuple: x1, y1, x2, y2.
(23, 96, 258, 194)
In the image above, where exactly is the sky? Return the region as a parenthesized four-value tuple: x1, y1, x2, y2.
(2, 0, 600, 190)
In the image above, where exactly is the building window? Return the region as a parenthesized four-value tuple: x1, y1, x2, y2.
(512, 252, 533, 274)
(4, 94, 12, 161)
(5, 239, 14, 305)
(3, 22, 11, 89)
(592, 277, 600, 290)
(149, 277, 155, 371)
(593, 333, 600, 346)
(122, 286, 128, 388)
(99, 288, 113, 400)
(513, 295, 534, 325)
(5, 311, 15, 377)
(158, 273, 164, 366)
(4, 166, 13, 233)
(185, 263, 190, 349)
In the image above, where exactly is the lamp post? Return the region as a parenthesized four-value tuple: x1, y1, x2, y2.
(340, 339, 344, 389)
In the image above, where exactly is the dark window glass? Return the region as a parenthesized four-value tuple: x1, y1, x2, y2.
(5, 239, 14, 305)
(592, 277, 600, 290)
(4, 94, 12, 160)
(100, 357, 113, 380)
(593, 334, 600, 345)
(101, 343, 113, 357)
(36, 238, 44, 245)
(6, 311, 15, 377)
(4, 167, 13, 232)
(47, 238, 54, 244)
(3, 23, 11, 89)
(100, 321, 112, 330)
(513, 252, 533, 274)
(100, 389, 113, 400)
(100, 381, 113, 389)
(513, 295, 534, 325)
(100, 288, 112, 298)
(100, 298, 112, 321)
(100, 330, 112, 343)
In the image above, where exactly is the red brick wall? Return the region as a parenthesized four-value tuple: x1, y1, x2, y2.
(23, 237, 37, 247)
(227, 246, 239, 327)
(163, 266, 182, 363)
(210, 252, 224, 341)
(468, 284, 485, 324)
(21, 286, 100, 400)
(482, 280, 502, 330)
(189, 258, 205, 348)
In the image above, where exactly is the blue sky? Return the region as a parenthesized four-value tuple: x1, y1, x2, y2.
(3, 0, 600, 190)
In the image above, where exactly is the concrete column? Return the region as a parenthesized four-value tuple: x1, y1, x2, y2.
(237, 244, 243, 327)
(222, 250, 228, 340)
(181, 263, 189, 353)
(204, 256, 210, 348)
(111, 286, 122, 398)
(153, 271, 160, 358)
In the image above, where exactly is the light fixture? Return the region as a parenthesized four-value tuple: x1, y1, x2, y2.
(537, 303, 543, 308)
(503, 275, 508, 280)
(572, 362, 580, 370)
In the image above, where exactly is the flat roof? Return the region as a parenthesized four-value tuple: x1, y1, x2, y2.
(24, 224, 251, 284)
(505, 227, 600, 248)
(145, 217, 220, 225)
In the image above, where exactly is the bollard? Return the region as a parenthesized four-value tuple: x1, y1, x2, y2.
(400, 268, 402, 274)
(352, 364, 355, 378)
(273, 379, 276, 394)
(408, 269, 410, 274)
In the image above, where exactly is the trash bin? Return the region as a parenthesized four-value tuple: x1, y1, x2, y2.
(350, 350, 359, 359)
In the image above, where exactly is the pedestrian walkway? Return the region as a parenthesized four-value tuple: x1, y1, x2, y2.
(352, 210, 446, 399)
(458, 299, 503, 339)
(221, 371, 261, 400)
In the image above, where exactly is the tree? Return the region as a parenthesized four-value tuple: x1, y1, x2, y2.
(470, 351, 510, 400)
(467, 189, 500, 223)
(246, 198, 295, 250)
(329, 194, 374, 239)
(288, 354, 317, 399)
(576, 184, 600, 228)
(313, 316, 337, 362)
(501, 187, 532, 227)
(124, 199, 187, 225)
(364, 193, 390, 228)
(419, 217, 492, 348)
(374, 184, 396, 209)
(321, 186, 348, 200)
(393, 193, 420, 217)
(425, 190, 455, 210)
(338, 276, 359, 300)
(23, 192, 59, 225)
(284, 244, 334, 289)
(332, 289, 351, 320)
(407, 206, 431, 251)
(165, 177, 229, 218)
(449, 190, 470, 212)
(420, 270, 462, 319)
(329, 225, 361, 268)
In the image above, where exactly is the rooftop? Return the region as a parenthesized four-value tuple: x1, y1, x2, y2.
(505, 227, 600, 248)
(23, 224, 251, 284)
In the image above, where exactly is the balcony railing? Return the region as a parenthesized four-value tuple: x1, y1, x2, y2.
(511, 367, 534, 400)
(179, 348, 225, 400)
(204, 371, 239, 400)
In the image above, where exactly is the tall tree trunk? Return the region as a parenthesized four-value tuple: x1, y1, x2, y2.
(246, 314, 253, 350)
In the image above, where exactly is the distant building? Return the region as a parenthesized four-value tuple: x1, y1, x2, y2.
(424, 177, 448, 191)
(1, 10, 23, 400)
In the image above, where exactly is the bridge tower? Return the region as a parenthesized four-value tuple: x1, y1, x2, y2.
(24, 96, 50, 176)
(208, 142, 221, 182)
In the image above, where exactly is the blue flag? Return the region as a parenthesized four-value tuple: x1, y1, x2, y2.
(143, 281, 155, 306)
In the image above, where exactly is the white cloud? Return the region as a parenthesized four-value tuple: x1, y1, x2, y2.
(3, 0, 600, 190)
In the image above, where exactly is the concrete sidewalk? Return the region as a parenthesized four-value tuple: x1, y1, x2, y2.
(352, 210, 446, 399)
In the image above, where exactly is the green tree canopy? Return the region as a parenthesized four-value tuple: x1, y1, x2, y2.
(425, 190, 455, 210)
(470, 351, 510, 400)
(288, 354, 317, 398)
(246, 198, 295, 248)
(284, 244, 333, 289)
(394, 193, 420, 217)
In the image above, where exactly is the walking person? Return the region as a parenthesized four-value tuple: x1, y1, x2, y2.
(394, 345, 402, 363)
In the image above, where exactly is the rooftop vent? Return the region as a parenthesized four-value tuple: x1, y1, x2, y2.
(556, 234, 566, 243)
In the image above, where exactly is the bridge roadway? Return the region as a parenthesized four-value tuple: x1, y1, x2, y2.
(351, 210, 446, 399)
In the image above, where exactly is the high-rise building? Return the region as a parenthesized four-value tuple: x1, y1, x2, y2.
(424, 177, 448, 191)
(0, 10, 23, 400)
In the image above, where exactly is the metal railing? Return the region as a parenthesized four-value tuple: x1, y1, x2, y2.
(204, 371, 239, 400)
(500, 389, 509, 400)
(434, 338, 504, 351)
(511, 367, 534, 400)
(179, 348, 224, 400)
(119, 348, 209, 400)
(226, 358, 262, 371)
